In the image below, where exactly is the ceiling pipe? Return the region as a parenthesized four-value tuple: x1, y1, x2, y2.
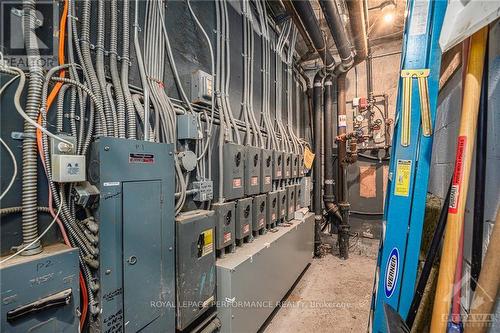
(290, 0, 336, 70)
(282, 0, 317, 62)
(345, 0, 369, 65)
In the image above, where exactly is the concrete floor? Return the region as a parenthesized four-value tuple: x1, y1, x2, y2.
(263, 238, 378, 333)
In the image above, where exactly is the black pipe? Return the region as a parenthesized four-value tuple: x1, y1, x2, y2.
(406, 182, 452, 328)
(319, 0, 353, 73)
(471, 47, 488, 291)
(291, 0, 335, 70)
(313, 72, 324, 256)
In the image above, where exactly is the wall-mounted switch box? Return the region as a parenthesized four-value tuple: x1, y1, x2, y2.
(235, 197, 253, 241)
(294, 184, 302, 211)
(214, 143, 245, 200)
(192, 180, 213, 202)
(272, 150, 283, 180)
(244, 146, 261, 195)
(299, 154, 305, 177)
(286, 185, 296, 221)
(291, 154, 299, 178)
(266, 191, 279, 227)
(278, 189, 287, 221)
(252, 194, 267, 233)
(213, 202, 235, 252)
(260, 149, 273, 193)
(177, 114, 199, 140)
(283, 153, 292, 179)
(52, 154, 86, 182)
(300, 177, 312, 208)
(190, 70, 213, 105)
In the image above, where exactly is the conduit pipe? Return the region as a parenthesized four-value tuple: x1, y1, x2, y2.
(313, 72, 324, 256)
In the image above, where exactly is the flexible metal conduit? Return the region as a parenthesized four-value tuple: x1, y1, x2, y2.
(20, 0, 43, 255)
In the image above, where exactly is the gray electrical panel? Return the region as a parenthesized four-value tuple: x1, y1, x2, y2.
(0, 244, 80, 333)
(235, 197, 253, 243)
(252, 194, 267, 234)
(213, 202, 236, 256)
(88, 137, 175, 333)
(298, 154, 305, 177)
(177, 113, 199, 140)
(214, 143, 245, 200)
(300, 177, 312, 208)
(272, 150, 283, 180)
(261, 149, 273, 193)
(294, 184, 302, 211)
(176, 210, 216, 331)
(291, 154, 299, 178)
(266, 191, 279, 227)
(286, 185, 296, 221)
(283, 153, 292, 179)
(244, 146, 261, 195)
(278, 189, 287, 221)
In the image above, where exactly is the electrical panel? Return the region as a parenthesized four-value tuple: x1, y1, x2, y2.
(278, 189, 287, 221)
(177, 114, 199, 140)
(235, 197, 253, 243)
(214, 143, 245, 200)
(88, 137, 175, 332)
(0, 244, 80, 333)
(252, 194, 267, 234)
(292, 154, 299, 178)
(266, 191, 279, 227)
(261, 149, 273, 193)
(283, 153, 292, 179)
(244, 146, 261, 195)
(192, 180, 214, 202)
(213, 202, 236, 256)
(294, 184, 302, 211)
(190, 69, 213, 105)
(285, 185, 296, 221)
(176, 210, 216, 331)
(272, 150, 283, 180)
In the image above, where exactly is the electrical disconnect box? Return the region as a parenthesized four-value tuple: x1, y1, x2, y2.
(272, 150, 283, 180)
(299, 154, 305, 177)
(192, 180, 214, 202)
(176, 210, 216, 331)
(88, 138, 175, 332)
(244, 146, 261, 195)
(266, 191, 279, 227)
(294, 184, 302, 211)
(292, 154, 299, 178)
(283, 153, 292, 179)
(0, 244, 80, 333)
(190, 69, 213, 105)
(235, 197, 253, 243)
(286, 185, 296, 221)
(252, 194, 267, 234)
(214, 143, 245, 200)
(300, 177, 312, 208)
(278, 189, 287, 221)
(177, 113, 199, 140)
(260, 149, 273, 193)
(50, 135, 85, 183)
(213, 202, 236, 256)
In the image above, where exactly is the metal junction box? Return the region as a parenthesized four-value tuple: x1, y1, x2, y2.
(266, 191, 279, 227)
(244, 146, 261, 196)
(300, 177, 312, 208)
(278, 189, 287, 221)
(215, 143, 245, 200)
(294, 184, 302, 211)
(298, 154, 305, 177)
(0, 244, 80, 333)
(283, 153, 292, 179)
(260, 149, 273, 193)
(291, 154, 299, 178)
(176, 210, 216, 331)
(286, 185, 296, 221)
(235, 197, 253, 241)
(272, 150, 283, 180)
(177, 113, 199, 140)
(213, 202, 236, 252)
(88, 138, 175, 333)
(252, 194, 267, 233)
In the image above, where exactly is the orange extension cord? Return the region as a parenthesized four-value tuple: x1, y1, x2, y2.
(34, 0, 88, 328)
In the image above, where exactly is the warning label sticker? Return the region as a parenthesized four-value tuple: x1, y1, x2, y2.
(394, 160, 412, 197)
(200, 229, 213, 257)
(223, 232, 232, 243)
(233, 178, 242, 188)
(449, 136, 467, 214)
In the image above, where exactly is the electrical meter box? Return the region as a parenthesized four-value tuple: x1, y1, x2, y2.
(88, 137, 175, 332)
(266, 191, 279, 227)
(213, 202, 236, 255)
(294, 184, 302, 211)
(190, 69, 213, 105)
(278, 189, 287, 221)
(272, 150, 283, 180)
(261, 149, 273, 193)
(300, 177, 312, 208)
(235, 197, 253, 242)
(214, 143, 245, 200)
(286, 185, 296, 221)
(298, 154, 305, 177)
(176, 210, 216, 331)
(292, 154, 299, 178)
(244, 146, 261, 195)
(0, 244, 80, 333)
(252, 194, 267, 234)
(283, 153, 292, 179)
